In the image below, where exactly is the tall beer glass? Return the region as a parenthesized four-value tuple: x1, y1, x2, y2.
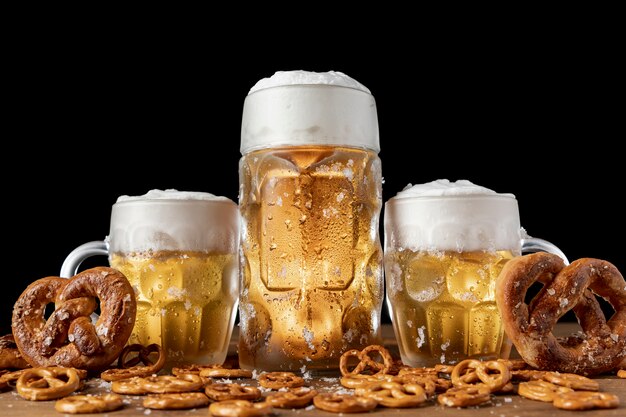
(238, 71, 383, 371)
(61, 190, 239, 368)
(384, 180, 566, 367)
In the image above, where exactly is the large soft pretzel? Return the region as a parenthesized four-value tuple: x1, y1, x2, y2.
(496, 253, 626, 375)
(12, 267, 136, 370)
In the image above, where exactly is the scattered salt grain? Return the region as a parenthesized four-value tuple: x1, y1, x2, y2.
(547, 288, 556, 296)
(305, 405, 315, 411)
(416, 326, 426, 348)
(144, 409, 152, 415)
(559, 298, 569, 308)
(504, 397, 512, 403)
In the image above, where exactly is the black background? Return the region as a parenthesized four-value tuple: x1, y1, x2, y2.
(2, 24, 623, 335)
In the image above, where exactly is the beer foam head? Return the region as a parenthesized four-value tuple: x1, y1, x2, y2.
(109, 189, 238, 253)
(385, 180, 521, 252)
(241, 70, 379, 154)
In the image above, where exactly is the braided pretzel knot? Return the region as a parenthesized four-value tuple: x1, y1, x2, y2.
(12, 267, 136, 371)
(496, 253, 626, 375)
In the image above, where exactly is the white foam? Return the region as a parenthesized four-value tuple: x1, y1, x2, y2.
(385, 180, 521, 252)
(117, 189, 231, 202)
(249, 70, 370, 94)
(109, 190, 238, 253)
(241, 70, 379, 154)
(396, 179, 515, 198)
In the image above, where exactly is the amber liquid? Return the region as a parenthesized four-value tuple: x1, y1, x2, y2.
(385, 249, 515, 366)
(238, 146, 383, 371)
(110, 251, 238, 368)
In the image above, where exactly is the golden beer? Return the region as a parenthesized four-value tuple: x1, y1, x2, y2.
(238, 146, 383, 370)
(110, 250, 238, 367)
(385, 249, 515, 366)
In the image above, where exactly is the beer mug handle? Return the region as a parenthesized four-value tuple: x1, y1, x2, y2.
(521, 237, 569, 265)
(60, 240, 108, 278)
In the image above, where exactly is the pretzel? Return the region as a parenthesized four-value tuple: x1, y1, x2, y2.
(511, 369, 547, 382)
(340, 373, 398, 389)
(12, 267, 136, 371)
(209, 400, 272, 417)
(543, 371, 599, 391)
(16, 367, 80, 400)
(55, 393, 123, 413)
(437, 385, 491, 407)
(0, 334, 29, 369)
(100, 343, 165, 381)
(397, 367, 437, 377)
(450, 359, 482, 387)
(143, 392, 210, 409)
(339, 345, 394, 377)
(258, 371, 304, 389)
(312, 393, 378, 413)
(618, 369, 626, 378)
(111, 374, 203, 394)
(396, 374, 437, 397)
(474, 360, 511, 392)
(205, 383, 262, 401)
(199, 366, 253, 379)
(496, 253, 626, 375)
(553, 391, 620, 410)
(174, 364, 226, 376)
(266, 387, 318, 408)
(517, 380, 573, 402)
(355, 381, 427, 408)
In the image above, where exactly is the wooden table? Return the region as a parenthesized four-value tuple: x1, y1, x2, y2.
(2, 324, 624, 416)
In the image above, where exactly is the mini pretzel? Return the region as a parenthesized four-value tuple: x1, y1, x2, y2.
(553, 391, 620, 410)
(340, 373, 398, 389)
(100, 343, 165, 381)
(339, 349, 366, 376)
(358, 344, 393, 375)
(12, 268, 136, 371)
(266, 387, 318, 408)
(205, 383, 262, 401)
(209, 400, 273, 417)
(543, 371, 599, 391)
(496, 253, 626, 375)
(174, 364, 225, 376)
(312, 393, 378, 413)
(451, 359, 483, 387)
(437, 385, 491, 407)
(111, 374, 203, 395)
(396, 374, 437, 397)
(200, 366, 253, 378)
(511, 369, 547, 382)
(517, 380, 573, 402)
(0, 334, 29, 369)
(474, 360, 511, 392)
(356, 381, 427, 408)
(258, 372, 304, 389)
(143, 392, 210, 410)
(16, 367, 80, 400)
(142, 374, 204, 393)
(398, 367, 437, 377)
(55, 393, 123, 413)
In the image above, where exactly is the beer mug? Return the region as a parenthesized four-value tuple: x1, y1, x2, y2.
(238, 71, 383, 371)
(61, 190, 239, 368)
(384, 180, 567, 367)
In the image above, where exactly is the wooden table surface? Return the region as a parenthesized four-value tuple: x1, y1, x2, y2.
(2, 323, 624, 417)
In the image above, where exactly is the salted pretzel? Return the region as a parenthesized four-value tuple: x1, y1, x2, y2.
(0, 334, 29, 369)
(543, 371, 599, 391)
(16, 367, 80, 400)
(12, 267, 136, 370)
(339, 344, 393, 377)
(143, 392, 210, 410)
(199, 366, 253, 379)
(100, 343, 165, 381)
(266, 387, 318, 408)
(496, 253, 626, 375)
(312, 393, 378, 413)
(450, 359, 511, 392)
(437, 385, 491, 407)
(111, 374, 203, 394)
(205, 383, 262, 401)
(518, 380, 573, 402)
(258, 371, 304, 389)
(553, 391, 620, 410)
(209, 400, 273, 417)
(340, 373, 398, 389)
(55, 393, 123, 414)
(355, 381, 427, 408)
